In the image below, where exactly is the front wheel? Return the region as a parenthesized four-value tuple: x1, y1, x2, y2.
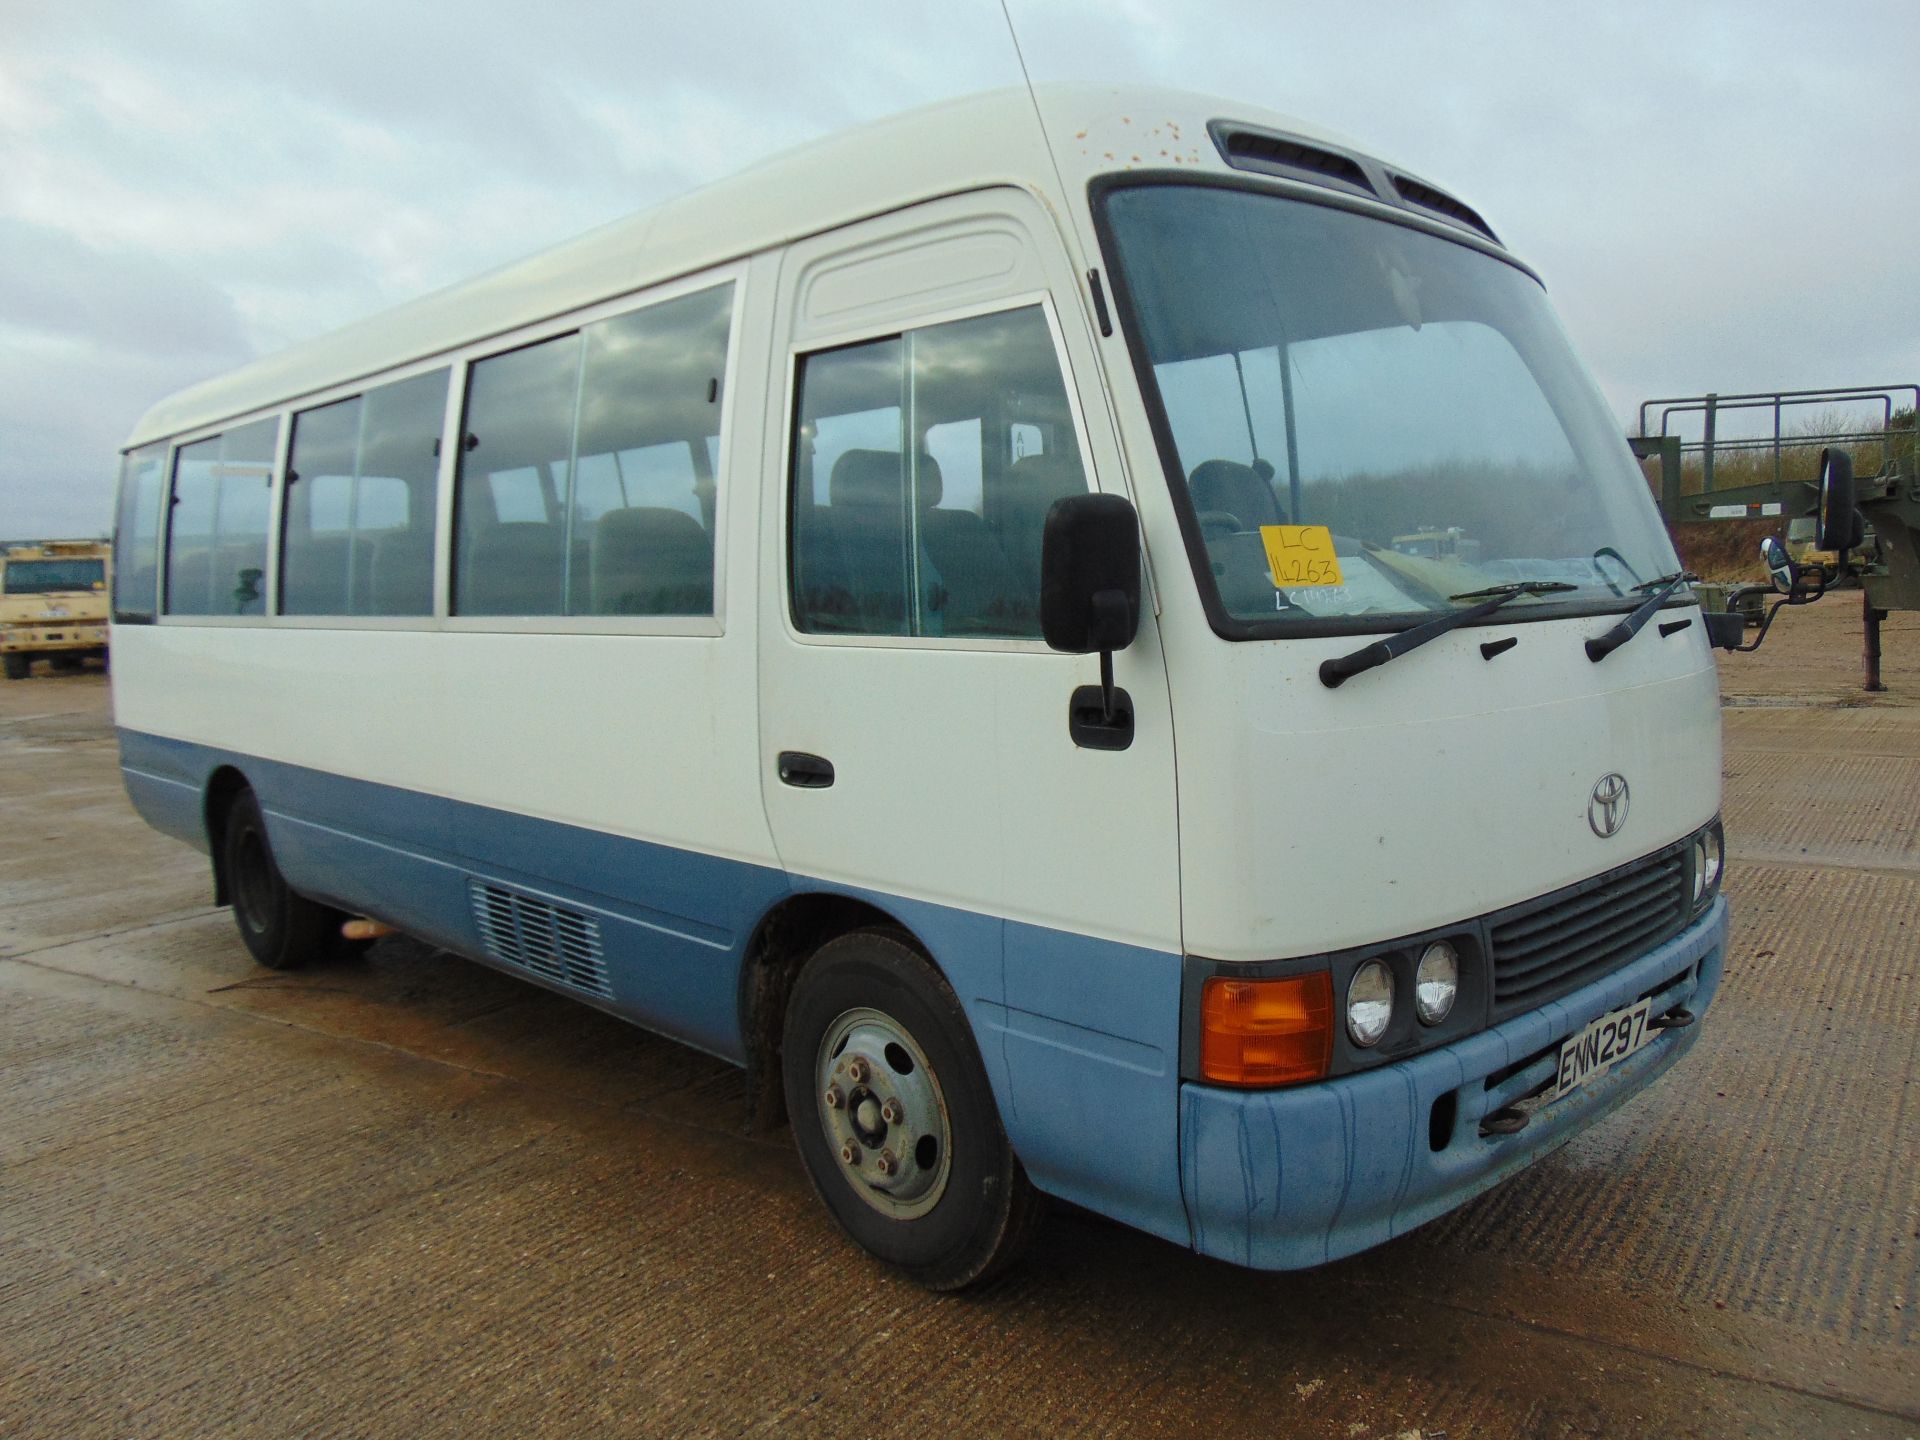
(781, 930, 1041, 1290)
(3, 653, 28, 680)
(222, 789, 340, 970)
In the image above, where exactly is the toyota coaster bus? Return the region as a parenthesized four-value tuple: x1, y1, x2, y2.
(110, 85, 1727, 1289)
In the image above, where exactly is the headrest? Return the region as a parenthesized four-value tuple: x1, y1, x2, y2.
(1188, 458, 1281, 525)
(828, 448, 943, 509)
(1008, 451, 1085, 502)
(594, 506, 707, 550)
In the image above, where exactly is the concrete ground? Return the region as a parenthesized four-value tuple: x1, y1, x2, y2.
(1, 609, 1915, 1440)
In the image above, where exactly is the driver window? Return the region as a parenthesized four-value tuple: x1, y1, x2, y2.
(789, 304, 1090, 640)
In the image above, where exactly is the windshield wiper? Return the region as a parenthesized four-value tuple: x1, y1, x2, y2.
(1585, 571, 1697, 663)
(1319, 581, 1577, 689)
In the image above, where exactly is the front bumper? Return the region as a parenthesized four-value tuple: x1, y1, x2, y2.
(1, 622, 107, 654)
(1180, 896, 1727, 1269)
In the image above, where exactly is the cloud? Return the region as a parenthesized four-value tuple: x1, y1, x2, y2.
(1, 0, 1916, 538)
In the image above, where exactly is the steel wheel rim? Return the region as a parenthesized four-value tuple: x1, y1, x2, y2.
(815, 1006, 953, 1220)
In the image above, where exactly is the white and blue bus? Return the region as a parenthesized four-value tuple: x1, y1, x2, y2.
(110, 85, 1727, 1289)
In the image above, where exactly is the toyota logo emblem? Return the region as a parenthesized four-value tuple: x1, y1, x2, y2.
(1588, 773, 1630, 838)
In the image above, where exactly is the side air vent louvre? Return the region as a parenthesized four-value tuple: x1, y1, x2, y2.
(1389, 174, 1499, 243)
(469, 881, 612, 999)
(1210, 123, 1378, 197)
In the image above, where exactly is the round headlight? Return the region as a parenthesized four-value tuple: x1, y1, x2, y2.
(1702, 827, 1724, 894)
(1346, 958, 1395, 1047)
(1691, 839, 1708, 902)
(1415, 942, 1459, 1026)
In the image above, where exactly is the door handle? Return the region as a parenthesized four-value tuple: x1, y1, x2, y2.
(777, 751, 835, 788)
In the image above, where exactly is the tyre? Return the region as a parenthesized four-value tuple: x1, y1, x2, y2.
(222, 789, 340, 970)
(781, 930, 1042, 1290)
(3, 653, 28, 680)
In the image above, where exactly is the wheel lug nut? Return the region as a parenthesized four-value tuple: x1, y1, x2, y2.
(876, 1150, 897, 1177)
(823, 1086, 843, 1110)
(847, 1057, 869, 1084)
(840, 1141, 860, 1166)
(881, 1098, 904, 1124)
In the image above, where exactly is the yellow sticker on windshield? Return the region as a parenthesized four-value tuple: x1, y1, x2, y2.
(1260, 525, 1343, 588)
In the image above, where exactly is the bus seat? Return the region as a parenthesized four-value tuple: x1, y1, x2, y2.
(1189, 458, 1283, 531)
(798, 448, 913, 631)
(366, 530, 434, 615)
(1000, 452, 1088, 599)
(281, 534, 352, 614)
(915, 465, 1027, 637)
(461, 521, 564, 614)
(590, 507, 713, 616)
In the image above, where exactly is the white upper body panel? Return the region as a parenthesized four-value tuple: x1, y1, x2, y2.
(123, 85, 1386, 450)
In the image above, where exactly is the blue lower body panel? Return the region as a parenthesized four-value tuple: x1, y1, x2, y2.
(1180, 899, 1727, 1270)
(114, 728, 1193, 1247)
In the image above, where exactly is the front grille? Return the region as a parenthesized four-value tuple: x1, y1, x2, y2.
(469, 881, 611, 999)
(1488, 849, 1688, 1014)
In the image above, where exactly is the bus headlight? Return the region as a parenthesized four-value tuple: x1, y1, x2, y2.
(1691, 820, 1725, 909)
(1414, 942, 1458, 1025)
(1346, 958, 1394, 1047)
(1702, 825, 1724, 894)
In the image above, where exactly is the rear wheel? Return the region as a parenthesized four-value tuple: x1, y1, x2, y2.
(222, 789, 339, 970)
(3, 653, 28, 680)
(781, 930, 1041, 1290)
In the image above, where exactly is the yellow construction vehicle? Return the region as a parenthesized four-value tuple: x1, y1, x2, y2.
(0, 539, 110, 679)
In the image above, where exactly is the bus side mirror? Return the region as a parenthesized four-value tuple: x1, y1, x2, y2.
(1816, 448, 1864, 553)
(1040, 493, 1141, 654)
(1041, 493, 1141, 750)
(1760, 535, 1798, 595)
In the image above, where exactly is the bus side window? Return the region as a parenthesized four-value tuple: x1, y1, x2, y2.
(573, 285, 731, 617)
(789, 304, 1091, 639)
(164, 418, 276, 618)
(453, 335, 578, 617)
(452, 282, 733, 619)
(112, 442, 168, 620)
(284, 369, 446, 617)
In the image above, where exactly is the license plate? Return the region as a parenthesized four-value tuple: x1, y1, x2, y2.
(1546, 997, 1654, 1103)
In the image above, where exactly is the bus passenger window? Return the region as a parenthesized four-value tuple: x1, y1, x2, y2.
(573, 285, 731, 617)
(283, 368, 446, 617)
(112, 442, 168, 620)
(164, 417, 277, 618)
(454, 334, 577, 616)
(789, 304, 1090, 639)
(453, 282, 733, 619)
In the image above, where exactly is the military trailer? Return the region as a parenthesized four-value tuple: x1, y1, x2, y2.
(1634, 385, 1918, 688)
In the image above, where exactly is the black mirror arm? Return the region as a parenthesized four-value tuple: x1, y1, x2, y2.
(1088, 587, 1132, 722)
(1730, 595, 1795, 652)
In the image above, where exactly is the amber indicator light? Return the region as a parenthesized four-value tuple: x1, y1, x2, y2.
(1200, 972, 1335, 1086)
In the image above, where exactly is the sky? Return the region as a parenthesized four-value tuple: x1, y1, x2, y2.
(2, 0, 1915, 538)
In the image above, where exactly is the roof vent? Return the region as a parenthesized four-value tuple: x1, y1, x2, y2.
(1389, 174, 1499, 243)
(1209, 123, 1378, 198)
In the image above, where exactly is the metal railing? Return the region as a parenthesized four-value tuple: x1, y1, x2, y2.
(1636, 385, 1918, 496)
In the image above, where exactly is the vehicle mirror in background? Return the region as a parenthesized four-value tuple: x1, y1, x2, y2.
(1760, 536, 1799, 595)
(1815, 448, 1864, 553)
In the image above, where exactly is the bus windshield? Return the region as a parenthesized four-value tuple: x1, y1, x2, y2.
(1099, 183, 1680, 630)
(4, 558, 106, 594)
